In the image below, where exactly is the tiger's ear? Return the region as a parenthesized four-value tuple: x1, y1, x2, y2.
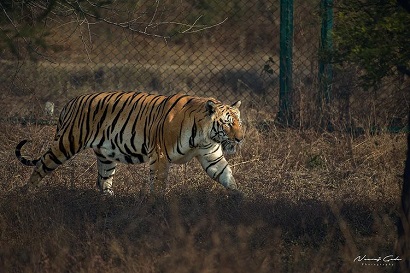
(205, 100, 217, 116)
(232, 100, 241, 108)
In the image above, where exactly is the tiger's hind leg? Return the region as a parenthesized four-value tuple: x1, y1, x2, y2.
(27, 142, 72, 189)
(96, 156, 117, 195)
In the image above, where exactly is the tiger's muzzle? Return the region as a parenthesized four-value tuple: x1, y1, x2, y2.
(222, 137, 243, 155)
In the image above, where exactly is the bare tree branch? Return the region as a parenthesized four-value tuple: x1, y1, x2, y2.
(0, 0, 228, 57)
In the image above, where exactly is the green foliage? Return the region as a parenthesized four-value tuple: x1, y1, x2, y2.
(333, 0, 410, 88)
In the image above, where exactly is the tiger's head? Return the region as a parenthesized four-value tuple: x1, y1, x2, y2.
(206, 99, 244, 154)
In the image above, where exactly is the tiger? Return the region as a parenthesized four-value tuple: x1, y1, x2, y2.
(15, 91, 244, 195)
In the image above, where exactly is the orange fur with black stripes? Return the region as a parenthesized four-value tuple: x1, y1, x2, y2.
(15, 92, 244, 194)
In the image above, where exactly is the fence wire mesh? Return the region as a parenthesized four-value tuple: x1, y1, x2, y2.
(0, 0, 408, 131)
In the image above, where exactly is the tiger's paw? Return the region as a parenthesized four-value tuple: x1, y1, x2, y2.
(102, 188, 114, 196)
(225, 181, 238, 191)
(227, 187, 242, 197)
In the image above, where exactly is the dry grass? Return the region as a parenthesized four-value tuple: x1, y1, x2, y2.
(0, 110, 406, 272)
(0, 1, 408, 270)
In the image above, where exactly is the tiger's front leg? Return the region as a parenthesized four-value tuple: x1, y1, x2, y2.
(196, 145, 238, 190)
(148, 150, 170, 193)
(96, 156, 117, 195)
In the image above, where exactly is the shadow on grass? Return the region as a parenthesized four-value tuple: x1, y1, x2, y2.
(0, 186, 399, 273)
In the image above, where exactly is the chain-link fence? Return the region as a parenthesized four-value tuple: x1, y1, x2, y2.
(0, 0, 408, 131)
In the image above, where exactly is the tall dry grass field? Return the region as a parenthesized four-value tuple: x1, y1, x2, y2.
(0, 107, 406, 272)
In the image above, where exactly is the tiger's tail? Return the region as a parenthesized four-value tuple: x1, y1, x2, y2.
(15, 140, 39, 166)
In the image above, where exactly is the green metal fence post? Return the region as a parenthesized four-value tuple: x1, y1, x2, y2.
(318, 0, 333, 128)
(277, 0, 294, 126)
